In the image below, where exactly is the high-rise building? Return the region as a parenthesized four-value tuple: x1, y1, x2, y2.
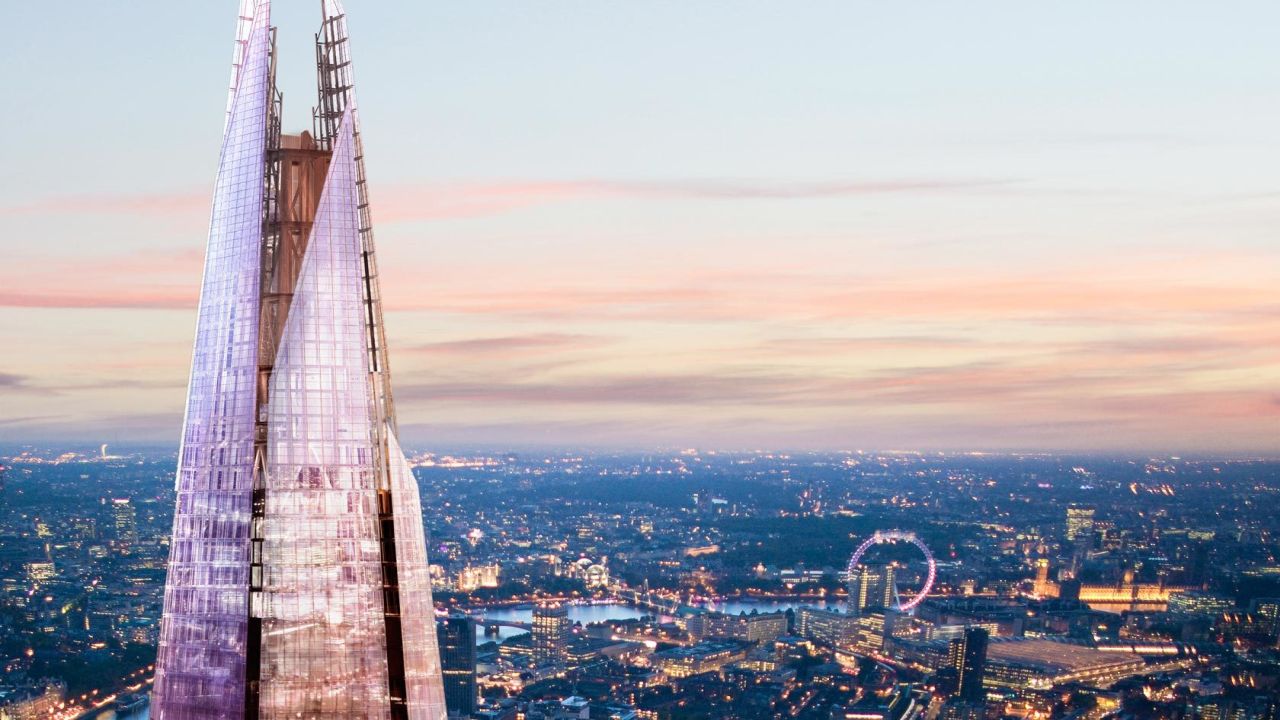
(532, 604, 571, 667)
(947, 627, 989, 703)
(796, 607, 857, 649)
(151, 2, 445, 718)
(849, 563, 896, 615)
(1065, 505, 1096, 543)
(437, 616, 478, 718)
(111, 498, 138, 547)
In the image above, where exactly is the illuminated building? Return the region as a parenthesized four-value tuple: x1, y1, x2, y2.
(456, 564, 501, 592)
(796, 607, 857, 649)
(651, 640, 751, 679)
(893, 636, 1145, 691)
(686, 611, 788, 644)
(151, 2, 445, 717)
(849, 563, 896, 615)
(1075, 573, 1194, 613)
(981, 638, 1145, 689)
(532, 604, 571, 667)
(24, 561, 55, 586)
(437, 616, 478, 718)
(1032, 558, 1058, 598)
(111, 498, 138, 547)
(947, 627, 987, 703)
(851, 611, 891, 656)
(1248, 598, 1280, 643)
(1167, 591, 1234, 617)
(0, 680, 67, 720)
(1065, 505, 1095, 543)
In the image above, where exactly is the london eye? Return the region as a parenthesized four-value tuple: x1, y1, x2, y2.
(847, 530, 936, 613)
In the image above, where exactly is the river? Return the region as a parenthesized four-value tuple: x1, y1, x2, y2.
(472, 598, 845, 645)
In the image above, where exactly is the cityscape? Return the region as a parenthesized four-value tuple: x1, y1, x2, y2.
(2, 446, 1278, 719)
(2, 1, 1279, 720)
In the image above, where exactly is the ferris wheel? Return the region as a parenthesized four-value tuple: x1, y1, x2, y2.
(847, 530, 937, 613)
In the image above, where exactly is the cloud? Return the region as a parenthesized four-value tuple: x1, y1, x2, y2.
(0, 372, 31, 391)
(408, 333, 610, 357)
(383, 268, 1278, 326)
(0, 289, 195, 310)
(398, 374, 808, 406)
(371, 177, 1017, 222)
(2, 176, 1017, 225)
(0, 247, 202, 310)
(0, 415, 66, 427)
(0, 191, 208, 218)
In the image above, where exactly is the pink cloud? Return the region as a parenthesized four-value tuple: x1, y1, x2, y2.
(2, 176, 1017, 225)
(0, 191, 208, 218)
(407, 333, 610, 356)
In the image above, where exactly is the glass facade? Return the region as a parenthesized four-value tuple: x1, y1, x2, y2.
(152, 3, 271, 717)
(256, 113, 392, 718)
(153, 2, 445, 717)
(388, 433, 448, 717)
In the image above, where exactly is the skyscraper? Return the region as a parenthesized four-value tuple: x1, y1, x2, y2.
(151, 2, 445, 718)
(111, 498, 138, 547)
(1065, 504, 1096, 544)
(947, 627, 989, 703)
(436, 616, 478, 718)
(848, 563, 896, 615)
(531, 604, 571, 667)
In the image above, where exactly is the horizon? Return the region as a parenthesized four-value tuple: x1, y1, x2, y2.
(2, 440, 1277, 462)
(2, 1, 1278, 453)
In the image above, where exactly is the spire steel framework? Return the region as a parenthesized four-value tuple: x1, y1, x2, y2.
(152, 2, 446, 717)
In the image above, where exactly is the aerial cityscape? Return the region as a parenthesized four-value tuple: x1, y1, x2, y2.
(2, 447, 1278, 719)
(2, 1, 1278, 719)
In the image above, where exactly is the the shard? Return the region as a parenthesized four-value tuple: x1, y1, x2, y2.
(152, 2, 446, 717)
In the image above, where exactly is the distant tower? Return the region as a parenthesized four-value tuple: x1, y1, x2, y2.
(1065, 504, 1096, 544)
(532, 604, 571, 667)
(436, 616, 478, 717)
(1186, 541, 1211, 588)
(1033, 558, 1052, 597)
(111, 498, 138, 548)
(947, 627, 989, 703)
(848, 563, 896, 615)
(150, 2, 446, 718)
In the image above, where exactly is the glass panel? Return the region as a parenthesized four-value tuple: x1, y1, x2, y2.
(152, 4, 272, 718)
(257, 111, 391, 719)
(388, 433, 448, 718)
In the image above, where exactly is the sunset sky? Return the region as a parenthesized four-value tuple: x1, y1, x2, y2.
(1, 1, 1277, 452)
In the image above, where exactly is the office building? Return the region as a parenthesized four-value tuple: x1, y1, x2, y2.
(533, 604, 571, 667)
(1167, 591, 1235, 617)
(1065, 505, 1096, 543)
(849, 563, 896, 615)
(437, 616, 478, 718)
(796, 607, 857, 649)
(151, 2, 445, 717)
(111, 498, 137, 547)
(948, 627, 988, 703)
(685, 611, 788, 644)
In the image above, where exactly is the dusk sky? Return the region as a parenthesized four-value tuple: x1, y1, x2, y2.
(1, 1, 1277, 452)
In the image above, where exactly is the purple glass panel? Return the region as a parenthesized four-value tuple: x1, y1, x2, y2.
(387, 433, 448, 719)
(256, 111, 392, 718)
(152, 3, 271, 718)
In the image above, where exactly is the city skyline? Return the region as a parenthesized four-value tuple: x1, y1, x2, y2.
(2, 1, 1279, 453)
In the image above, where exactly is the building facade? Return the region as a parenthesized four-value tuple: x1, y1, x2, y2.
(1065, 505, 1096, 543)
(533, 604, 571, 667)
(150, 2, 445, 718)
(849, 563, 896, 615)
(437, 617, 479, 718)
(947, 627, 988, 703)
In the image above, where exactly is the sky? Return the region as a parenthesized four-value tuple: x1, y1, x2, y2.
(1, 1, 1278, 453)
